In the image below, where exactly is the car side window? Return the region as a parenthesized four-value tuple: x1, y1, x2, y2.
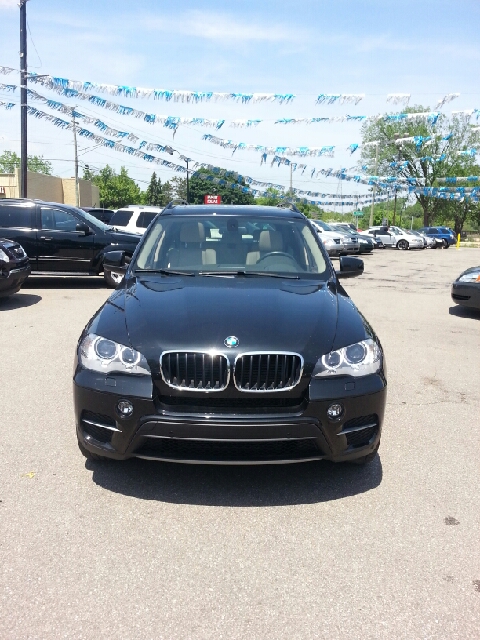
(110, 210, 133, 226)
(41, 207, 79, 232)
(137, 212, 156, 228)
(0, 203, 33, 228)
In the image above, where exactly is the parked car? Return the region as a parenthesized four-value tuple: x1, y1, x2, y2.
(109, 205, 163, 235)
(310, 220, 344, 257)
(0, 237, 31, 298)
(418, 226, 456, 248)
(81, 208, 115, 225)
(314, 220, 359, 254)
(330, 224, 374, 254)
(74, 203, 387, 466)
(364, 226, 424, 250)
(415, 230, 437, 248)
(0, 199, 142, 287)
(451, 266, 480, 310)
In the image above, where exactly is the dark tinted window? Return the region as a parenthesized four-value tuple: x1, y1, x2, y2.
(110, 210, 133, 226)
(0, 203, 33, 228)
(41, 207, 79, 232)
(136, 212, 157, 228)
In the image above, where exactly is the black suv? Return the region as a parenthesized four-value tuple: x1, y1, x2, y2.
(0, 199, 142, 286)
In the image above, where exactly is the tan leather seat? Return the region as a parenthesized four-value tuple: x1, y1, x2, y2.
(168, 222, 216, 267)
(246, 230, 283, 265)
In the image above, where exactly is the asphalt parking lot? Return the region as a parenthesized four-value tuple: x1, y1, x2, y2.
(1, 248, 479, 639)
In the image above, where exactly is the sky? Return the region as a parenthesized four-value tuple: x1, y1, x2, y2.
(0, 0, 479, 208)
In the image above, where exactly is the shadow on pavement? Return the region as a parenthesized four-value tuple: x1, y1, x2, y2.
(22, 276, 107, 290)
(448, 305, 480, 319)
(0, 292, 42, 310)
(86, 455, 383, 507)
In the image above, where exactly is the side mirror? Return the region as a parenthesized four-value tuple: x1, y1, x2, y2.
(104, 250, 126, 269)
(76, 223, 92, 235)
(336, 256, 364, 279)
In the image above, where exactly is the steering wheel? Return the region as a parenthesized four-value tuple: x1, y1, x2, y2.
(256, 251, 296, 264)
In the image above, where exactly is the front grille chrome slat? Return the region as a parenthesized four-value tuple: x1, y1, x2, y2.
(234, 352, 303, 393)
(160, 351, 230, 392)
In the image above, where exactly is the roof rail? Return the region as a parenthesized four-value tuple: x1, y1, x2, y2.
(276, 202, 301, 214)
(163, 199, 189, 210)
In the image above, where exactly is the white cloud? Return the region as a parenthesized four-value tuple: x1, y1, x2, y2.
(141, 11, 306, 43)
(0, 0, 17, 7)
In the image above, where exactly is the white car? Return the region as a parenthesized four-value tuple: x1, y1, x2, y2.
(364, 226, 424, 250)
(310, 220, 344, 257)
(109, 206, 163, 235)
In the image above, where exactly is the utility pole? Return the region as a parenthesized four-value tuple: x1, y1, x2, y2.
(392, 135, 401, 225)
(289, 163, 293, 199)
(185, 158, 190, 203)
(369, 142, 379, 227)
(72, 109, 80, 206)
(19, 0, 28, 198)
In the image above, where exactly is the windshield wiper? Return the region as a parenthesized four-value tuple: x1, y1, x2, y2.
(135, 268, 195, 276)
(199, 270, 299, 279)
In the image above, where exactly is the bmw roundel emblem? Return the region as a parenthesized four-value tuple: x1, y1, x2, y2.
(224, 336, 239, 348)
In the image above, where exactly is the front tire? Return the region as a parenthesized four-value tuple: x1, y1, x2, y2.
(443, 239, 450, 249)
(397, 239, 409, 250)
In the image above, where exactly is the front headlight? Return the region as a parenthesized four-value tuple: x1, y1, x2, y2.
(79, 333, 150, 375)
(0, 248, 9, 263)
(458, 273, 480, 283)
(313, 338, 381, 378)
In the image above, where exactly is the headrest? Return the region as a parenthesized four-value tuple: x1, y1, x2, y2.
(180, 222, 205, 243)
(259, 230, 283, 253)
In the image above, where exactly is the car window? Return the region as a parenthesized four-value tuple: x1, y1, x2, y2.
(110, 210, 133, 226)
(40, 207, 79, 231)
(135, 215, 329, 279)
(136, 212, 157, 228)
(0, 203, 33, 228)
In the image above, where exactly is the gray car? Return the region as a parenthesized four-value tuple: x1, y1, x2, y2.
(315, 220, 359, 254)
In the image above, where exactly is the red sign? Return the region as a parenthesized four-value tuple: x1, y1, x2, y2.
(204, 195, 221, 204)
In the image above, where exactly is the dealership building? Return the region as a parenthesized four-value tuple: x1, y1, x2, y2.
(0, 169, 100, 207)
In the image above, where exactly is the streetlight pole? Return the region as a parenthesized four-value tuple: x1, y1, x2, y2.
(19, 0, 28, 198)
(369, 142, 379, 228)
(72, 109, 80, 206)
(392, 134, 402, 225)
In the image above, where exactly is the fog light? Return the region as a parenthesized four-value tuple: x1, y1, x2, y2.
(327, 403, 344, 420)
(117, 399, 133, 417)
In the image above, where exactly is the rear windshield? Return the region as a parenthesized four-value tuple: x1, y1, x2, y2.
(134, 215, 329, 278)
(110, 210, 133, 227)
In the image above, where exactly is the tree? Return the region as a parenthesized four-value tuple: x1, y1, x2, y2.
(144, 172, 164, 206)
(255, 188, 283, 207)
(83, 164, 142, 209)
(360, 107, 478, 226)
(0, 150, 53, 175)
(174, 168, 255, 205)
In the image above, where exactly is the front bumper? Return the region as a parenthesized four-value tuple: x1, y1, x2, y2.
(451, 282, 480, 309)
(74, 368, 387, 464)
(0, 264, 31, 298)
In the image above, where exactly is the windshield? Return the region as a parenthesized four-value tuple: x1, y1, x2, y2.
(134, 215, 329, 278)
(313, 220, 333, 232)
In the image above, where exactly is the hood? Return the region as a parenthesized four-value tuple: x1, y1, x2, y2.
(122, 275, 340, 371)
(106, 228, 142, 244)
